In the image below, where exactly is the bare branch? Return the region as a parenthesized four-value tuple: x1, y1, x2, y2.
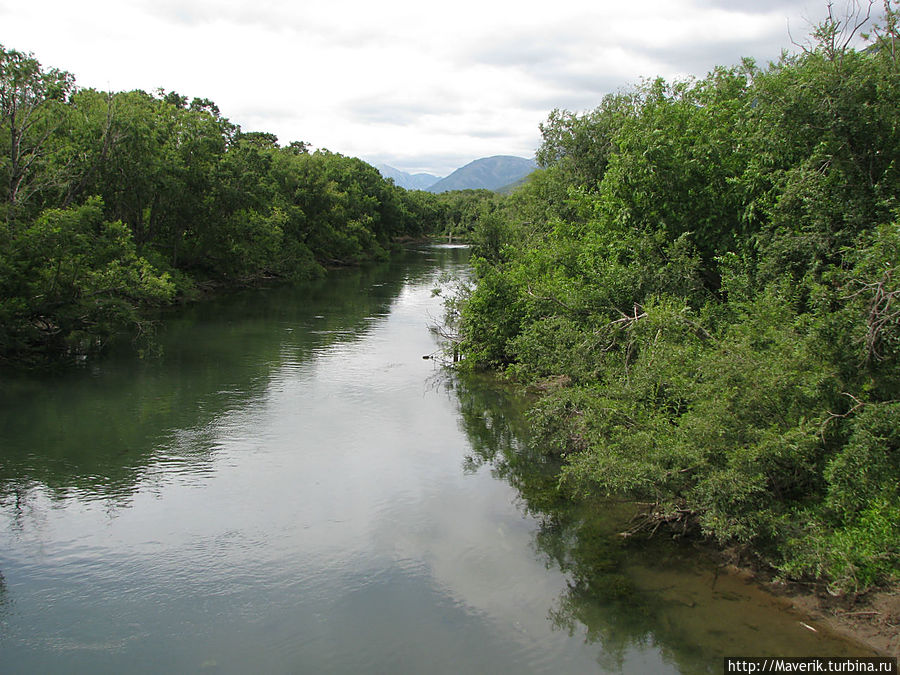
(820, 392, 867, 441)
(525, 284, 578, 313)
(800, 0, 876, 61)
(844, 266, 900, 363)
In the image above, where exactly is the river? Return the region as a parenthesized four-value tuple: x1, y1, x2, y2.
(0, 245, 873, 673)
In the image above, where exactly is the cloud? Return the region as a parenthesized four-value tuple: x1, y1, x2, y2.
(141, 0, 373, 44)
(467, 128, 517, 140)
(458, 4, 808, 115)
(634, 36, 787, 77)
(689, 0, 815, 13)
(345, 95, 464, 126)
(1, 0, 850, 175)
(472, 41, 568, 69)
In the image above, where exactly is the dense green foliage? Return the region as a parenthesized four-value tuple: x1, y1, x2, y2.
(453, 5, 900, 593)
(428, 189, 505, 240)
(0, 47, 452, 364)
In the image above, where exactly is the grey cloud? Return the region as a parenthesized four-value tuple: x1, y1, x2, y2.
(508, 68, 640, 116)
(685, 0, 879, 45)
(537, 70, 631, 95)
(471, 39, 568, 69)
(462, 3, 828, 88)
(141, 0, 376, 46)
(635, 35, 790, 75)
(467, 128, 517, 139)
(523, 91, 617, 115)
(345, 97, 460, 126)
(689, 0, 812, 12)
(517, 37, 781, 115)
(477, 24, 796, 114)
(462, 32, 639, 112)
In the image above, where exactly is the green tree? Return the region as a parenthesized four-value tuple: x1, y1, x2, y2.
(0, 45, 75, 225)
(0, 198, 174, 361)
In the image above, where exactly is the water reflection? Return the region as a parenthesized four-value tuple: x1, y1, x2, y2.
(0, 248, 455, 511)
(0, 244, 873, 674)
(448, 372, 874, 672)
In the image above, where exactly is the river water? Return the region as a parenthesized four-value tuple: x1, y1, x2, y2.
(0, 245, 873, 673)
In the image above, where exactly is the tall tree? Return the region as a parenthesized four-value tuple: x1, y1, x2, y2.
(0, 45, 75, 226)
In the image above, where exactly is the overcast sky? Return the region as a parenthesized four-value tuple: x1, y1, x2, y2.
(0, 0, 873, 176)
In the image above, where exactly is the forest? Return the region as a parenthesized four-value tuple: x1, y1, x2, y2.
(449, 4, 900, 595)
(0, 46, 496, 364)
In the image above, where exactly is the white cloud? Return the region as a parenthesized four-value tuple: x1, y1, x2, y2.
(0, 0, 843, 176)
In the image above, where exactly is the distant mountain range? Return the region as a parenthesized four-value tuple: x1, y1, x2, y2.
(375, 164, 441, 191)
(426, 156, 536, 193)
(376, 155, 536, 193)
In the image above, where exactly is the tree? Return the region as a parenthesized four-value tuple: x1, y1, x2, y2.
(0, 45, 75, 225)
(0, 198, 174, 361)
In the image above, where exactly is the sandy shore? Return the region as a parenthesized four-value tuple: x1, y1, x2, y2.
(727, 565, 900, 657)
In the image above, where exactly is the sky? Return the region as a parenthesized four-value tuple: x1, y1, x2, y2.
(0, 0, 876, 176)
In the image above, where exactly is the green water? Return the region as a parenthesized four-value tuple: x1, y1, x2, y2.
(0, 245, 873, 673)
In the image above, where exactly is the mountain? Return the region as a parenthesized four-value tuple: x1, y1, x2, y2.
(426, 155, 536, 193)
(375, 164, 441, 191)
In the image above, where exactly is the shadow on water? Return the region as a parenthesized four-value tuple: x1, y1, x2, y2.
(446, 371, 877, 673)
(0, 245, 466, 511)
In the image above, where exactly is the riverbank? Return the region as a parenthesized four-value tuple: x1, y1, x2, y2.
(618, 504, 899, 657)
(759, 574, 900, 657)
(460, 376, 900, 657)
(686, 540, 900, 656)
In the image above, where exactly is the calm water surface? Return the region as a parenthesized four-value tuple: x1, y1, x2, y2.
(0, 245, 872, 673)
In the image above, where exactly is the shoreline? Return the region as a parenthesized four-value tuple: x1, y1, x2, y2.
(714, 561, 900, 657)
(768, 578, 899, 657)
(514, 376, 900, 658)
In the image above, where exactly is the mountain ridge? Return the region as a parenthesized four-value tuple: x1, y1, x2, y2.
(375, 155, 537, 193)
(375, 164, 441, 191)
(426, 155, 536, 193)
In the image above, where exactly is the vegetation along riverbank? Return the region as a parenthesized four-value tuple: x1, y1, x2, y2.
(0, 44, 502, 366)
(440, 2, 899, 647)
